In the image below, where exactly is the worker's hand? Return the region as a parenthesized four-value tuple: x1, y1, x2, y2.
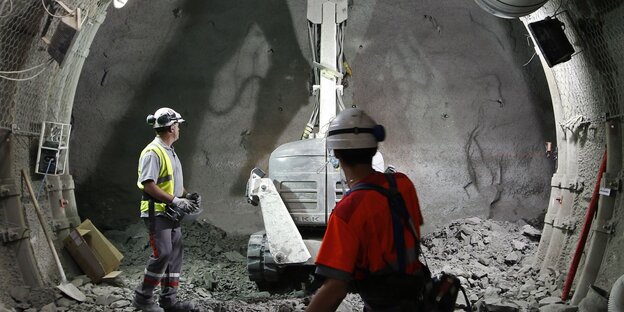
(171, 196, 197, 213)
(186, 192, 202, 208)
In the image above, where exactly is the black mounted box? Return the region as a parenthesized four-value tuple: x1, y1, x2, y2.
(528, 17, 575, 68)
(45, 15, 80, 66)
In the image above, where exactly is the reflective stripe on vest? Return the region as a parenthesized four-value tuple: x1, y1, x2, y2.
(137, 142, 174, 213)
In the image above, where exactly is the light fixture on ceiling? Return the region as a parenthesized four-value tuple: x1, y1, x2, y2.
(474, 0, 548, 19)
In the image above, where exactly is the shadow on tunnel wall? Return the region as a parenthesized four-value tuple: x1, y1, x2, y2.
(75, 0, 310, 230)
(348, 0, 556, 228)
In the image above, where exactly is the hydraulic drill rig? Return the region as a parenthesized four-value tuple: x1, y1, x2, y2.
(244, 0, 361, 288)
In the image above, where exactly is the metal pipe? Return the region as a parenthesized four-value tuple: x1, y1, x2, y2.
(608, 274, 624, 312)
(541, 130, 579, 272)
(561, 149, 607, 300)
(46, 175, 71, 241)
(60, 174, 80, 228)
(525, 33, 568, 268)
(571, 121, 622, 304)
(0, 129, 43, 287)
(534, 173, 563, 267)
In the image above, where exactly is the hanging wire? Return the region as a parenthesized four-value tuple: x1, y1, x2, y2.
(523, 52, 537, 67)
(308, 22, 319, 85)
(336, 88, 346, 111)
(0, 60, 51, 74)
(551, 0, 569, 17)
(0, 0, 13, 18)
(35, 158, 55, 201)
(0, 59, 52, 81)
(522, 33, 537, 67)
(336, 22, 347, 113)
(41, 0, 72, 18)
(304, 21, 322, 139)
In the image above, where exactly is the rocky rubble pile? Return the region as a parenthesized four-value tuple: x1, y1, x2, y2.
(0, 217, 594, 312)
(421, 217, 566, 311)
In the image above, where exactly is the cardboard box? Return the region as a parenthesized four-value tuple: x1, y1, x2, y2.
(63, 219, 124, 283)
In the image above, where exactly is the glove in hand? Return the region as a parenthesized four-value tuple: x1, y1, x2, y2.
(172, 196, 197, 213)
(186, 192, 202, 209)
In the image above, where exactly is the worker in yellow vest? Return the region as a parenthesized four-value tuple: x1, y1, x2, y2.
(133, 107, 201, 312)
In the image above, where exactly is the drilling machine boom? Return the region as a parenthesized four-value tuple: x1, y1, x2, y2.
(245, 0, 349, 288)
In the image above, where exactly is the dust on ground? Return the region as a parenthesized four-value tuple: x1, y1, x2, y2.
(2, 218, 578, 312)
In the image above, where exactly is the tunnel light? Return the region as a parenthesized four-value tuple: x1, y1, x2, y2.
(113, 0, 128, 9)
(528, 17, 575, 68)
(474, 0, 548, 19)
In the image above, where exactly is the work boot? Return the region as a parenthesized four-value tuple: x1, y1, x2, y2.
(160, 300, 200, 312)
(132, 297, 164, 312)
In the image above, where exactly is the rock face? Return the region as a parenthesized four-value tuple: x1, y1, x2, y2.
(71, 0, 554, 235)
(420, 218, 562, 311)
(1, 218, 572, 312)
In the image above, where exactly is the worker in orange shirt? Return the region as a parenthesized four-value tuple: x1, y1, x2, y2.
(306, 108, 429, 312)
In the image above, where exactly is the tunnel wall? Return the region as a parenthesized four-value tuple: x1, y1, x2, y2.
(71, 0, 555, 235)
(521, 0, 624, 299)
(4, 0, 623, 304)
(0, 0, 109, 303)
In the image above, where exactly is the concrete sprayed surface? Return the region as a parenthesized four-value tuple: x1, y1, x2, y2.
(71, 0, 555, 233)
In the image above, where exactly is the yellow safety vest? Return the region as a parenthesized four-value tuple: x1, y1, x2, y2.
(137, 142, 174, 213)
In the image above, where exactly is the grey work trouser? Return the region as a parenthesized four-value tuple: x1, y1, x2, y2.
(134, 216, 183, 306)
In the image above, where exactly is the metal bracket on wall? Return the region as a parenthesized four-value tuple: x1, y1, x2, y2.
(52, 218, 70, 232)
(0, 183, 19, 198)
(554, 220, 577, 232)
(593, 220, 615, 235)
(0, 227, 30, 244)
(550, 175, 585, 192)
(566, 178, 585, 192)
(600, 174, 621, 196)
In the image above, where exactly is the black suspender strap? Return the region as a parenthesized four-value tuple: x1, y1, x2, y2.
(348, 173, 418, 274)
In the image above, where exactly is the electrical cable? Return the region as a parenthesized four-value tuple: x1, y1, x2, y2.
(0, 59, 52, 81)
(522, 52, 537, 67)
(336, 89, 346, 111)
(0, 0, 13, 18)
(41, 0, 72, 18)
(459, 285, 472, 312)
(522, 33, 537, 67)
(0, 60, 50, 74)
(308, 22, 320, 85)
(551, 0, 568, 17)
(35, 158, 54, 202)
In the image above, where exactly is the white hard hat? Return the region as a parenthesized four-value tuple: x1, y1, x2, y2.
(326, 108, 385, 150)
(113, 0, 128, 8)
(146, 107, 185, 128)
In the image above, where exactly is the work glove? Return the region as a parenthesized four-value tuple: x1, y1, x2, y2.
(171, 196, 198, 213)
(186, 192, 202, 209)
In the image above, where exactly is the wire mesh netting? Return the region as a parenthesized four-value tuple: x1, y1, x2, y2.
(0, 0, 105, 135)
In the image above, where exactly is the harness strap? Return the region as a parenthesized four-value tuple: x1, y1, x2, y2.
(348, 173, 418, 274)
(328, 127, 375, 136)
(143, 192, 163, 233)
